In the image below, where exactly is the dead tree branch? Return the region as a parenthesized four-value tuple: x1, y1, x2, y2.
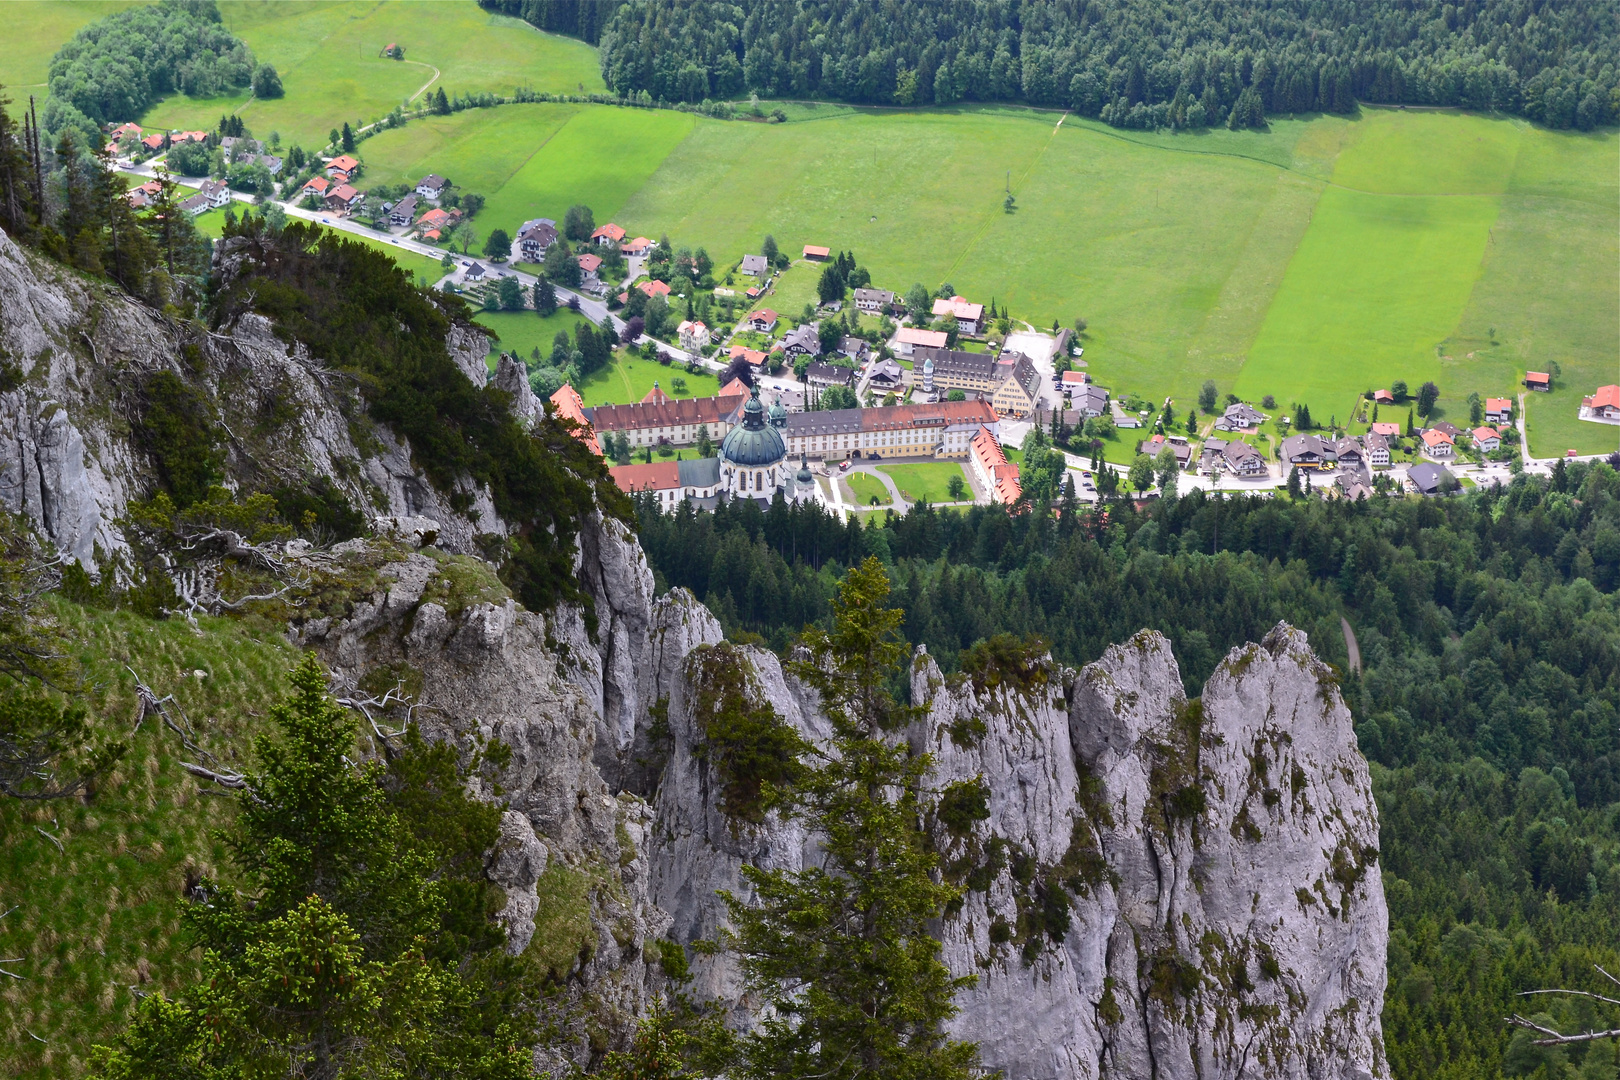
(1507, 965, 1620, 1044)
(129, 667, 251, 795)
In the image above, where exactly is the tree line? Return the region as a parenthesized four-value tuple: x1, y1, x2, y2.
(502, 0, 1620, 132)
(636, 457, 1620, 1076)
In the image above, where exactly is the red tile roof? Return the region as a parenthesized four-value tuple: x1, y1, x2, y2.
(549, 384, 600, 455)
(896, 327, 948, 348)
(1485, 397, 1511, 412)
(1471, 426, 1501, 442)
(576, 253, 602, 273)
(592, 223, 626, 242)
(971, 426, 1021, 505)
(1584, 385, 1620, 409)
(609, 461, 681, 494)
(587, 391, 746, 433)
(327, 154, 360, 173)
(1370, 422, 1401, 437)
(1526, 371, 1551, 385)
(803, 245, 830, 258)
(638, 279, 671, 297)
(302, 176, 330, 193)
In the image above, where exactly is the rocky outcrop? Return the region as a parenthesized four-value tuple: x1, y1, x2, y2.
(0, 226, 502, 562)
(0, 223, 1387, 1076)
(644, 625, 1388, 1080)
(909, 627, 1386, 1080)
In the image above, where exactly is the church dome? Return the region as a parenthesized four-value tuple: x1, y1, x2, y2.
(721, 385, 786, 468)
(795, 456, 813, 484)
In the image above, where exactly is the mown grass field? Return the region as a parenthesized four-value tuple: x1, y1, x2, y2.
(140, 0, 604, 150)
(576, 352, 721, 408)
(878, 462, 969, 503)
(357, 104, 695, 244)
(472, 307, 592, 364)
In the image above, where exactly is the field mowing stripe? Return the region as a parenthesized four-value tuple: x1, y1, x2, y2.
(941, 111, 1068, 287)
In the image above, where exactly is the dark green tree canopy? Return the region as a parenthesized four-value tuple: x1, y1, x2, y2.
(48, 0, 255, 127)
(562, 0, 1618, 131)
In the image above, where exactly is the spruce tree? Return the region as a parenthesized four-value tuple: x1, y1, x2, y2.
(717, 558, 980, 1080)
(91, 655, 540, 1079)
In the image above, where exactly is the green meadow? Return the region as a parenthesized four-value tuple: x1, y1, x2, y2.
(8, 2, 1616, 455)
(141, 0, 603, 149)
(576, 353, 722, 408)
(2, 1, 141, 92)
(355, 104, 694, 232)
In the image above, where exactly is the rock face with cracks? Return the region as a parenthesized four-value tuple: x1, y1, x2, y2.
(0, 221, 1386, 1075)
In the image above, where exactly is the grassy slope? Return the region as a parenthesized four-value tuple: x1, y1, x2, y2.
(141, 0, 604, 149)
(0, 602, 299, 1080)
(356, 103, 695, 240)
(0, 1, 142, 91)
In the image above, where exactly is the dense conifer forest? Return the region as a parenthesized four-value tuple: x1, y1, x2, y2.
(636, 461, 1620, 1076)
(489, 0, 1620, 131)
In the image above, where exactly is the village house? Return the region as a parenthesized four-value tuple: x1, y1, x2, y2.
(1472, 427, 1503, 452)
(386, 193, 418, 228)
(853, 287, 894, 313)
(894, 327, 948, 357)
(324, 184, 362, 213)
(1364, 432, 1391, 467)
(175, 130, 208, 144)
(638, 279, 671, 299)
(576, 252, 602, 283)
(621, 236, 653, 257)
(805, 362, 857, 393)
(782, 324, 820, 358)
(1373, 389, 1396, 405)
(931, 296, 985, 335)
(517, 218, 558, 262)
(678, 320, 710, 352)
(867, 359, 906, 395)
(912, 347, 999, 396)
(140, 134, 166, 153)
(970, 425, 1022, 504)
(585, 383, 748, 449)
(781, 399, 998, 463)
(746, 309, 778, 333)
(326, 154, 361, 181)
(415, 174, 449, 200)
(1201, 437, 1266, 478)
(803, 245, 830, 261)
(728, 347, 769, 374)
(837, 336, 870, 362)
(1420, 428, 1455, 458)
(591, 223, 626, 246)
(1409, 462, 1455, 496)
(1111, 400, 1143, 429)
(125, 179, 162, 209)
(1214, 401, 1270, 432)
(179, 192, 210, 215)
(463, 262, 488, 282)
(197, 179, 232, 209)
(1485, 397, 1513, 423)
(1072, 385, 1110, 418)
(740, 254, 769, 276)
(414, 206, 458, 240)
(1370, 421, 1402, 438)
(1060, 371, 1089, 396)
(301, 176, 330, 198)
(1581, 385, 1620, 421)
(1526, 371, 1551, 392)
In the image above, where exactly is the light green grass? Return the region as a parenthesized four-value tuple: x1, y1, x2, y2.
(472, 307, 592, 362)
(877, 462, 968, 503)
(356, 103, 694, 243)
(141, 1, 604, 150)
(0, 600, 300, 1080)
(576, 352, 721, 408)
(0, 1, 142, 91)
(845, 472, 890, 506)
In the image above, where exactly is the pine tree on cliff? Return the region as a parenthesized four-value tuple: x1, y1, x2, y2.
(715, 557, 981, 1080)
(90, 654, 540, 1079)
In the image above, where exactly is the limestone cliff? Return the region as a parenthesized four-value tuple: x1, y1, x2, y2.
(0, 225, 1386, 1076)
